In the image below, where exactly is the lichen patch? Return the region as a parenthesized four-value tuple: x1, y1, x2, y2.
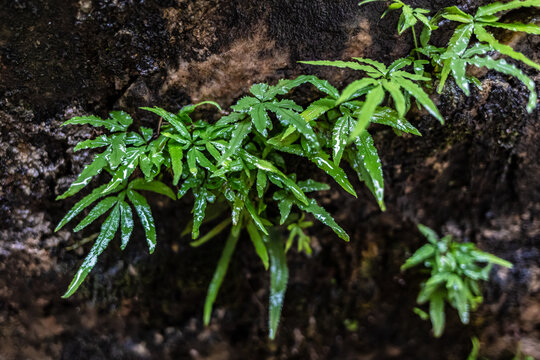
(161, 26, 289, 106)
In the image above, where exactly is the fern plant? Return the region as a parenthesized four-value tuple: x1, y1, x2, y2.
(402, 225, 512, 338)
(56, 0, 539, 341)
(398, 0, 540, 112)
(359, 0, 434, 52)
(56, 74, 420, 338)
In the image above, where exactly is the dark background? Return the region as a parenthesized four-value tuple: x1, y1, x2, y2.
(0, 0, 539, 359)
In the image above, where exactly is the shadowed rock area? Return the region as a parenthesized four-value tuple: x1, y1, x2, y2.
(0, 0, 539, 359)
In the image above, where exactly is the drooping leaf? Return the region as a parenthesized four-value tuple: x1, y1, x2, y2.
(256, 169, 267, 198)
(102, 148, 143, 194)
(129, 178, 176, 200)
(141, 107, 191, 139)
(55, 183, 115, 231)
(277, 198, 294, 225)
(473, 24, 540, 71)
(451, 59, 470, 95)
(267, 228, 289, 340)
(354, 131, 385, 210)
(250, 103, 271, 136)
(127, 190, 157, 253)
(57, 152, 109, 200)
(337, 78, 379, 105)
(301, 98, 336, 123)
(267, 105, 320, 153)
(218, 119, 252, 165)
(401, 244, 436, 270)
(187, 147, 198, 176)
(204, 224, 241, 325)
(475, 0, 539, 18)
(241, 151, 310, 206)
(429, 290, 446, 337)
(192, 189, 209, 239)
(310, 152, 357, 197)
(74, 135, 111, 152)
(168, 143, 183, 186)
(245, 198, 269, 235)
(108, 133, 127, 169)
(371, 107, 421, 136)
(246, 221, 269, 270)
(382, 80, 406, 118)
(62, 115, 128, 132)
(298, 199, 350, 241)
(332, 111, 351, 165)
(392, 76, 444, 123)
(73, 196, 118, 232)
(349, 85, 385, 140)
(118, 200, 134, 250)
(62, 204, 121, 298)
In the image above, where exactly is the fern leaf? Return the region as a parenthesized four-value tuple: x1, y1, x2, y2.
(168, 143, 183, 186)
(204, 224, 241, 325)
(57, 151, 109, 200)
(392, 77, 444, 123)
(246, 221, 269, 270)
(267, 229, 289, 340)
(129, 178, 176, 200)
(62, 204, 121, 298)
(476, 0, 539, 18)
(218, 119, 252, 166)
(310, 152, 357, 197)
(354, 131, 386, 210)
(73, 135, 111, 152)
(127, 190, 157, 253)
(119, 200, 134, 250)
(468, 55, 537, 112)
(349, 85, 385, 140)
(73, 196, 118, 232)
(62, 115, 126, 132)
(297, 199, 350, 241)
(250, 103, 271, 136)
(141, 107, 191, 139)
(299, 60, 382, 75)
(447, 23, 474, 56)
(337, 78, 379, 105)
(55, 183, 115, 231)
(473, 24, 540, 71)
(371, 107, 421, 136)
(382, 80, 407, 118)
(332, 111, 351, 166)
(301, 98, 336, 122)
(485, 21, 540, 35)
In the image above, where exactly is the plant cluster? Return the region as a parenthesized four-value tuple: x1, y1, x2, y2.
(402, 225, 513, 338)
(56, 0, 537, 339)
(56, 76, 420, 338)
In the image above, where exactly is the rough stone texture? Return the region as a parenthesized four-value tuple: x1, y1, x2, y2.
(0, 0, 539, 359)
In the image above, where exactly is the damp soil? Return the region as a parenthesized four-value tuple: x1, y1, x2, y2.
(1, 0, 539, 359)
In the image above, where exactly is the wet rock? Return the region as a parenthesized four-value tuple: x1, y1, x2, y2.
(0, 0, 539, 359)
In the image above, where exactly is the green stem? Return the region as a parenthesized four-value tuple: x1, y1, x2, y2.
(411, 26, 420, 60)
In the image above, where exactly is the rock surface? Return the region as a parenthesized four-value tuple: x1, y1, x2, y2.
(0, 0, 539, 359)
